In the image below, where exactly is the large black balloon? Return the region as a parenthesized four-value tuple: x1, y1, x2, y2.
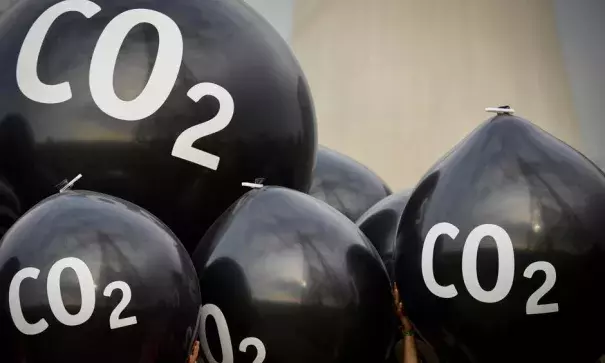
(193, 186, 395, 363)
(356, 190, 410, 278)
(0, 0, 316, 252)
(310, 146, 391, 221)
(0, 191, 201, 363)
(395, 114, 605, 363)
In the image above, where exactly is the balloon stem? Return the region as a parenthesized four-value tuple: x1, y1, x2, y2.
(242, 182, 264, 189)
(59, 174, 82, 193)
(485, 106, 515, 115)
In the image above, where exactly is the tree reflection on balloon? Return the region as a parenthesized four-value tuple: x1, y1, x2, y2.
(194, 187, 395, 363)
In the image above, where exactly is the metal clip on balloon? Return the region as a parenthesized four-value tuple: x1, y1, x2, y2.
(241, 180, 265, 189)
(484, 105, 515, 115)
(58, 174, 83, 193)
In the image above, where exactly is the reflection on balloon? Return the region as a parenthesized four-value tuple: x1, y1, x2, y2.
(310, 146, 391, 221)
(0, 0, 317, 252)
(0, 176, 20, 239)
(356, 189, 410, 278)
(0, 191, 201, 363)
(193, 186, 395, 363)
(395, 114, 605, 363)
(0, 0, 18, 15)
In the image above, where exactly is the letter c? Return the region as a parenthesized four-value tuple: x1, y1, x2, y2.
(8, 267, 48, 335)
(421, 222, 459, 298)
(16, 0, 101, 104)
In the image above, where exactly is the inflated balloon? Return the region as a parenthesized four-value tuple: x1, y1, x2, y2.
(0, 191, 201, 363)
(0, 0, 316, 252)
(193, 186, 395, 363)
(395, 111, 605, 363)
(310, 146, 391, 221)
(356, 189, 410, 278)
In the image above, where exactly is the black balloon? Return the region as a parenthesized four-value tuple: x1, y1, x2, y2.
(193, 186, 395, 363)
(0, 176, 21, 238)
(0, 0, 17, 15)
(310, 146, 391, 221)
(395, 113, 605, 362)
(0, 191, 201, 363)
(356, 190, 410, 278)
(0, 0, 316, 252)
(0, 0, 18, 11)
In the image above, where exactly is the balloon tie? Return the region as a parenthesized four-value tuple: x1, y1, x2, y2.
(59, 174, 83, 193)
(393, 284, 414, 335)
(242, 178, 265, 189)
(188, 341, 200, 363)
(485, 105, 515, 115)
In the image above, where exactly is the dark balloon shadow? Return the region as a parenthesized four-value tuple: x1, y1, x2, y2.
(0, 114, 43, 207)
(343, 244, 395, 363)
(0, 256, 22, 362)
(199, 257, 263, 363)
(311, 146, 391, 221)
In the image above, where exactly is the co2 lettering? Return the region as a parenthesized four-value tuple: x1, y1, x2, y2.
(9, 257, 136, 335)
(422, 223, 559, 315)
(17, 0, 234, 170)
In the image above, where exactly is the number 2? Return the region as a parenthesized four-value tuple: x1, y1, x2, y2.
(200, 304, 267, 363)
(524, 261, 559, 315)
(240, 337, 266, 363)
(171, 83, 235, 170)
(103, 281, 138, 329)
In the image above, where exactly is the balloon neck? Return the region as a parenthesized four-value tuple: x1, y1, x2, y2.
(59, 174, 83, 193)
(242, 182, 264, 189)
(485, 106, 515, 115)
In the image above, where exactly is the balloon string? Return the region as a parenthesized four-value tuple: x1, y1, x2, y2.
(393, 283, 422, 363)
(393, 284, 408, 332)
(188, 341, 200, 363)
(394, 283, 432, 346)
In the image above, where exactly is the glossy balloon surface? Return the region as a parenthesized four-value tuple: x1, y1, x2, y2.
(310, 146, 391, 221)
(395, 114, 605, 363)
(356, 190, 410, 278)
(193, 186, 395, 363)
(0, 0, 18, 15)
(0, 191, 201, 363)
(0, 0, 316, 252)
